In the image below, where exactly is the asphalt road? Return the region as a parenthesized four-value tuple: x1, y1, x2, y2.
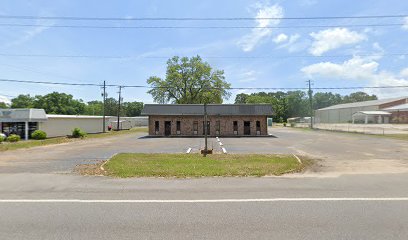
(0, 173, 408, 240)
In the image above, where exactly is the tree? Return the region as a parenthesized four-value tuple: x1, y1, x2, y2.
(234, 93, 248, 104)
(313, 92, 342, 110)
(122, 102, 143, 117)
(147, 56, 231, 104)
(84, 101, 104, 115)
(342, 92, 377, 103)
(0, 102, 8, 108)
(33, 92, 86, 115)
(11, 94, 35, 108)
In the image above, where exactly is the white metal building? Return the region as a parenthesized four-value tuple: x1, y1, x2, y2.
(0, 108, 148, 139)
(315, 97, 408, 124)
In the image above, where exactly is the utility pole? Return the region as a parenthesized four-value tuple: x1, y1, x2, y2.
(117, 86, 123, 131)
(203, 103, 208, 157)
(102, 80, 106, 133)
(307, 80, 314, 129)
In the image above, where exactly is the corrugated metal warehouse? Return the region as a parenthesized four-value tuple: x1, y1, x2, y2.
(315, 97, 408, 124)
(0, 108, 148, 139)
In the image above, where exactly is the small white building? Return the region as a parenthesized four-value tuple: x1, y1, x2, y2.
(0, 108, 148, 140)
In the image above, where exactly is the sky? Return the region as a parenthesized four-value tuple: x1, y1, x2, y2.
(0, 0, 408, 105)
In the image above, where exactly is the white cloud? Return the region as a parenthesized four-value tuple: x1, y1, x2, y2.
(403, 17, 408, 31)
(401, 68, 408, 78)
(0, 95, 11, 105)
(276, 34, 303, 52)
(238, 70, 258, 83)
(301, 56, 408, 98)
(309, 28, 366, 56)
(7, 19, 55, 47)
(237, 3, 284, 52)
(273, 33, 288, 43)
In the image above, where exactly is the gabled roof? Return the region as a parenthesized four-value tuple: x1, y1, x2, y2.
(141, 104, 273, 116)
(317, 97, 408, 110)
(384, 103, 408, 111)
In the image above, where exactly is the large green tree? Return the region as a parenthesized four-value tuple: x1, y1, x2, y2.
(147, 56, 231, 104)
(342, 91, 377, 103)
(313, 92, 342, 110)
(34, 92, 86, 115)
(11, 94, 36, 108)
(0, 102, 8, 108)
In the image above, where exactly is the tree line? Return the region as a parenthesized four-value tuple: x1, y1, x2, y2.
(235, 91, 377, 122)
(1, 92, 143, 117)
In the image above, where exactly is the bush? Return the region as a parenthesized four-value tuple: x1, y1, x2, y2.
(0, 135, 5, 143)
(72, 128, 87, 138)
(7, 134, 21, 142)
(31, 130, 47, 140)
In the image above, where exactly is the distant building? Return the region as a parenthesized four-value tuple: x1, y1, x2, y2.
(315, 97, 408, 124)
(141, 104, 273, 136)
(0, 108, 148, 140)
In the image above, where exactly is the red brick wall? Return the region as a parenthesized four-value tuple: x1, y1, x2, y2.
(390, 111, 408, 123)
(148, 115, 268, 136)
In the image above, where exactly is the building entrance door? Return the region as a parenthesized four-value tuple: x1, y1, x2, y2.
(244, 121, 251, 135)
(164, 121, 172, 136)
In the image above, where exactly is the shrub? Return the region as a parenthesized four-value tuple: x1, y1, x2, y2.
(72, 128, 87, 138)
(31, 130, 47, 140)
(7, 134, 21, 142)
(0, 135, 5, 143)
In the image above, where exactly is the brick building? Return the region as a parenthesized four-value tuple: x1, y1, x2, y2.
(141, 104, 273, 137)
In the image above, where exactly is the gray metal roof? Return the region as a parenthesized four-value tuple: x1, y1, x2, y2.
(384, 103, 408, 111)
(317, 97, 408, 111)
(0, 109, 48, 122)
(141, 104, 273, 116)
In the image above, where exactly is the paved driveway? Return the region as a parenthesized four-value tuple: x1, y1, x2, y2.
(1, 127, 408, 175)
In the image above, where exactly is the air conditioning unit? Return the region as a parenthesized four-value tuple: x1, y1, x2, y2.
(193, 130, 198, 135)
(256, 130, 261, 135)
(155, 131, 159, 135)
(233, 130, 238, 135)
(216, 130, 220, 135)
(176, 130, 181, 135)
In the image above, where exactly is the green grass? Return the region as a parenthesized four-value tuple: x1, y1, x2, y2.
(0, 127, 147, 152)
(103, 153, 308, 178)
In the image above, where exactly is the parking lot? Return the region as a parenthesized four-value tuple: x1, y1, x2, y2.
(1, 127, 408, 175)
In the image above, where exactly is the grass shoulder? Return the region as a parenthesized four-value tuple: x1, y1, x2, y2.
(102, 153, 310, 178)
(0, 127, 147, 152)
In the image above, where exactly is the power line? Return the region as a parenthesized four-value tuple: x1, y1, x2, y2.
(0, 14, 406, 21)
(0, 53, 407, 59)
(0, 78, 407, 90)
(0, 23, 404, 29)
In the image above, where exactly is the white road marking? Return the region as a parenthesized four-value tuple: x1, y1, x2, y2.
(186, 148, 192, 154)
(222, 147, 227, 154)
(0, 198, 408, 203)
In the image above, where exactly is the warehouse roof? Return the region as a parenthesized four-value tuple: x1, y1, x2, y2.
(141, 104, 273, 116)
(317, 97, 408, 110)
(384, 103, 408, 111)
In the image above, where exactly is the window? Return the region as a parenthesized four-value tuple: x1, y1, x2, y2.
(193, 121, 198, 135)
(233, 121, 238, 135)
(256, 121, 261, 131)
(155, 121, 159, 133)
(176, 121, 181, 134)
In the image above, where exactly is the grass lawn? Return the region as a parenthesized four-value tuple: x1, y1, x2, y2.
(103, 153, 309, 178)
(0, 127, 147, 152)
